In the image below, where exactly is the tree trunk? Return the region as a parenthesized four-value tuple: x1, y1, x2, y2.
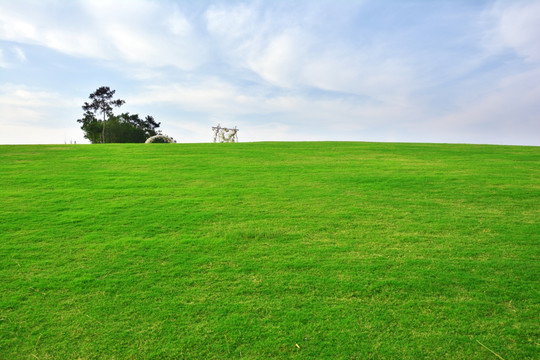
(102, 113, 106, 143)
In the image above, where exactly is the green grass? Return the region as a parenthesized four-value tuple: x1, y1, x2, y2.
(0, 142, 538, 359)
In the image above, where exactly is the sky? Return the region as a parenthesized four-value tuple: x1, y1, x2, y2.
(0, 0, 539, 145)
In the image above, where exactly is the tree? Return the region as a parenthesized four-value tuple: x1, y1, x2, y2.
(77, 111, 103, 144)
(77, 87, 162, 144)
(81, 86, 125, 143)
(106, 113, 161, 143)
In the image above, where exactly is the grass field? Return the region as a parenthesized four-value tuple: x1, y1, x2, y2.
(0, 142, 538, 359)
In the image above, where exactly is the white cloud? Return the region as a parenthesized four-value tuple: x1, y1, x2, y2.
(0, 9, 37, 41)
(0, 84, 84, 144)
(0, 84, 72, 109)
(488, 1, 540, 62)
(0, 0, 207, 70)
(301, 51, 413, 105)
(1, 0, 539, 145)
(131, 79, 249, 114)
(0, 48, 6, 68)
(0, 1, 112, 60)
(204, 2, 414, 107)
(0, 123, 84, 145)
(417, 66, 540, 145)
(205, 3, 257, 40)
(80, 0, 207, 69)
(165, 7, 192, 36)
(246, 29, 307, 88)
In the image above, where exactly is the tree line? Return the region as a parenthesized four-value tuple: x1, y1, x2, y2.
(77, 86, 169, 143)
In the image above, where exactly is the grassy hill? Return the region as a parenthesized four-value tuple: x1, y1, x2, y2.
(1, 142, 538, 359)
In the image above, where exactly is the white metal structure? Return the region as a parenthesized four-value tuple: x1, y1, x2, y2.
(212, 124, 239, 143)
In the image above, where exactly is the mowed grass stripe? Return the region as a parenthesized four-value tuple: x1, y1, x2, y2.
(0, 142, 538, 359)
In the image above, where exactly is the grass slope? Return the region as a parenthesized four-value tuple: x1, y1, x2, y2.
(0, 142, 539, 359)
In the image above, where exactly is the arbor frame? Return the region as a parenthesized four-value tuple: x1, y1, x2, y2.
(212, 124, 239, 143)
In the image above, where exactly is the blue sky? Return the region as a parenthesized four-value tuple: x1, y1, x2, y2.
(1, 0, 539, 145)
